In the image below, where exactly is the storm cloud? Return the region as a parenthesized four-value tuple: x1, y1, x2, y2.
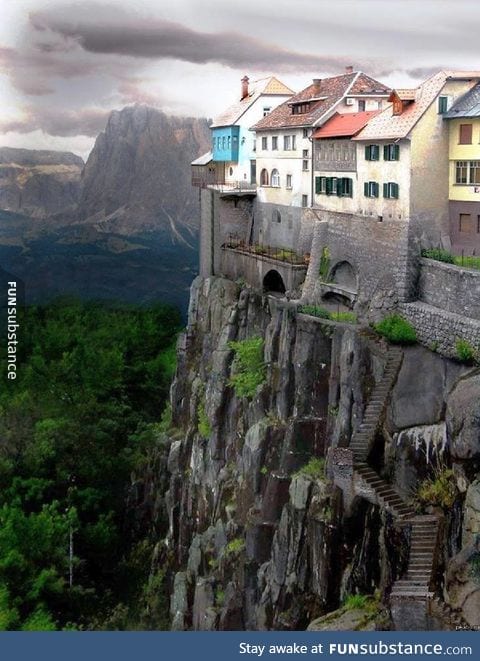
(0, 106, 110, 137)
(29, 7, 368, 73)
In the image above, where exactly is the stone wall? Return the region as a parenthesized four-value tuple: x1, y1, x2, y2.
(418, 258, 480, 320)
(252, 200, 315, 254)
(219, 247, 307, 293)
(401, 301, 480, 358)
(302, 212, 413, 319)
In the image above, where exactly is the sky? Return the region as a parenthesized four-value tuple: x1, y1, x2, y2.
(1, 0, 480, 160)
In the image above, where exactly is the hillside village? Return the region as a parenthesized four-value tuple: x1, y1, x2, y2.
(167, 68, 480, 631)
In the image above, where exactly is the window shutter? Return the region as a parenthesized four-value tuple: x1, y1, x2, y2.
(383, 145, 388, 161)
(374, 145, 380, 160)
(392, 183, 399, 198)
(394, 144, 400, 160)
(383, 183, 388, 198)
(373, 182, 379, 197)
(365, 145, 370, 160)
(315, 176, 321, 194)
(326, 177, 332, 195)
(364, 182, 369, 197)
(336, 178, 342, 196)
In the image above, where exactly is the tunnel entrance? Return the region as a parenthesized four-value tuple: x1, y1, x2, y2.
(263, 269, 286, 294)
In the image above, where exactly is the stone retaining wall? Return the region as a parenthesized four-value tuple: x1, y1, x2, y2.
(401, 301, 480, 358)
(418, 258, 480, 321)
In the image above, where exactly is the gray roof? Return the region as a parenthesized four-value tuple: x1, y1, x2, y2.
(444, 82, 480, 118)
(191, 151, 212, 166)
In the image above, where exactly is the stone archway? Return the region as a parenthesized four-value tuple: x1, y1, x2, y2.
(331, 260, 357, 291)
(263, 269, 286, 294)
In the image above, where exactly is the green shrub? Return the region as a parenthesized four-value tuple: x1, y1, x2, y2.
(226, 537, 245, 555)
(421, 248, 455, 264)
(319, 246, 331, 280)
(470, 552, 480, 583)
(228, 337, 266, 399)
(294, 457, 325, 479)
(343, 594, 369, 611)
(374, 314, 417, 344)
(455, 338, 477, 364)
(417, 468, 457, 510)
(197, 400, 212, 439)
(299, 305, 331, 319)
(453, 255, 480, 271)
(273, 248, 295, 261)
(330, 311, 357, 324)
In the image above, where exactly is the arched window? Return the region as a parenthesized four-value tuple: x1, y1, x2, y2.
(271, 169, 280, 187)
(272, 209, 281, 224)
(260, 169, 269, 186)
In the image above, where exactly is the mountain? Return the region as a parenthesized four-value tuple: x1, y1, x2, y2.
(0, 107, 211, 314)
(0, 147, 83, 218)
(78, 105, 211, 239)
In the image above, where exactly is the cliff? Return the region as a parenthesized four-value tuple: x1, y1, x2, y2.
(78, 105, 211, 237)
(158, 275, 480, 631)
(0, 147, 83, 218)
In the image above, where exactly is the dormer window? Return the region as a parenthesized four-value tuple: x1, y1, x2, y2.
(291, 102, 311, 115)
(263, 107, 271, 116)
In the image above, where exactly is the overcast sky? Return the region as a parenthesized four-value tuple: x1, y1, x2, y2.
(1, 0, 479, 159)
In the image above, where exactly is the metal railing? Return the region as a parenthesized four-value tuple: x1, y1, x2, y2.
(223, 234, 309, 265)
(191, 176, 257, 192)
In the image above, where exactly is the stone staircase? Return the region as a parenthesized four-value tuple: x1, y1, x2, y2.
(391, 515, 439, 599)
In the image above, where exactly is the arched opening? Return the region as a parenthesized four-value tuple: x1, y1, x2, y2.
(271, 168, 280, 187)
(260, 168, 269, 186)
(272, 209, 281, 224)
(322, 291, 353, 309)
(263, 269, 286, 294)
(331, 260, 357, 291)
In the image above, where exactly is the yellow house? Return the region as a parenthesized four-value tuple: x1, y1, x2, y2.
(445, 82, 480, 252)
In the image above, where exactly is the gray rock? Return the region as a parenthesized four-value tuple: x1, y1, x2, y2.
(170, 571, 190, 631)
(446, 374, 480, 459)
(463, 479, 480, 547)
(446, 541, 480, 627)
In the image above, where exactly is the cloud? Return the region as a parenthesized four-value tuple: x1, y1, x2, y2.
(28, 6, 367, 74)
(0, 106, 109, 137)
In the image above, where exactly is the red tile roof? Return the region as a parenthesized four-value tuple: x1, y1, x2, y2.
(252, 72, 390, 131)
(355, 70, 480, 141)
(312, 111, 380, 138)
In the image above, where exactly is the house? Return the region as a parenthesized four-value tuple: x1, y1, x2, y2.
(192, 76, 294, 190)
(312, 111, 379, 214)
(352, 71, 480, 245)
(251, 68, 390, 208)
(443, 82, 480, 253)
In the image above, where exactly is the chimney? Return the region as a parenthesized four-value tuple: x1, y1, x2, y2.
(312, 78, 322, 85)
(345, 66, 354, 74)
(241, 76, 249, 100)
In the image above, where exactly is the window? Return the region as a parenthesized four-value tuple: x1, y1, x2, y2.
(383, 182, 399, 199)
(284, 135, 291, 150)
(286, 174, 293, 189)
(302, 160, 309, 171)
(260, 169, 269, 186)
(364, 181, 379, 197)
(229, 167, 233, 176)
(365, 144, 380, 160)
(303, 128, 309, 138)
(358, 100, 366, 111)
(459, 213, 472, 232)
(261, 136, 268, 150)
(438, 96, 448, 113)
(227, 136, 231, 150)
(459, 124, 473, 144)
(253, 139, 256, 152)
(222, 136, 226, 149)
(316, 177, 352, 197)
(272, 209, 281, 223)
(384, 144, 400, 160)
(292, 135, 297, 150)
(303, 149, 309, 158)
(455, 160, 480, 184)
(272, 136, 278, 150)
(302, 194, 308, 207)
(292, 102, 311, 115)
(263, 107, 271, 116)
(271, 169, 280, 187)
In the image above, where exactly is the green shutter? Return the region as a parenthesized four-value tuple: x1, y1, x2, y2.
(326, 177, 332, 195)
(320, 177, 326, 193)
(392, 182, 399, 198)
(315, 176, 321, 194)
(373, 182, 379, 197)
(393, 144, 400, 160)
(383, 145, 388, 160)
(383, 183, 388, 198)
(365, 145, 370, 160)
(364, 182, 369, 197)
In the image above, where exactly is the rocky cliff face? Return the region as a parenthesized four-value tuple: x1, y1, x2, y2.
(78, 105, 210, 238)
(158, 275, 480, 630)
(0, 147, 83, 218)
